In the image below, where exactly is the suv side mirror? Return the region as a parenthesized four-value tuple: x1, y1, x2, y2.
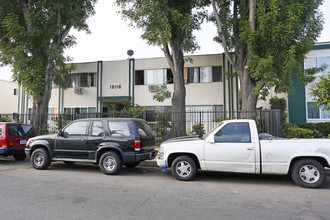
(58, 130, 63, 136)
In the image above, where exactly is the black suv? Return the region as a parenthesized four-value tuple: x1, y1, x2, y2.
(25, 118, 157, 175)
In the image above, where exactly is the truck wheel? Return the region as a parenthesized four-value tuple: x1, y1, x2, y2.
(171, 156, 197, 181)
(99, 151, 123, 175)
(31, 148, 51, 170)
(291, 159, 326, 188)
(14, 154, 26, 161)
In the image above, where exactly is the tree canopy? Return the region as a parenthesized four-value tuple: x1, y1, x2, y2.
(211, 0, 324, 114)
(310, 73, 330, 110)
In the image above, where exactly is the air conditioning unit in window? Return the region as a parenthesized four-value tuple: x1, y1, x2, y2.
(74, 87, 83, 95)
(148, 85, 159, 92)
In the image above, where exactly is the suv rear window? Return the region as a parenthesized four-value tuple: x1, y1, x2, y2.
(7, 124, 36, 137)
(135, 121, 154, 138)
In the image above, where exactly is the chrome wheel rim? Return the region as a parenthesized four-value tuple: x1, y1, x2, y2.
(175, 161, 191, 178)
(299, 165, 320, 184)
(103, 156, 116, 171)
(34, 153, 44, 166)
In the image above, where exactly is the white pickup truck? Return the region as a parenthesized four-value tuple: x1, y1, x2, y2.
(157, 119, 330, 188)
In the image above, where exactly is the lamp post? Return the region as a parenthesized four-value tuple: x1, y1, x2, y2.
(127, 50, 135, 104)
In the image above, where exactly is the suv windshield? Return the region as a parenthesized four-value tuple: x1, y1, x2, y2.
(8, 124, 35, 137)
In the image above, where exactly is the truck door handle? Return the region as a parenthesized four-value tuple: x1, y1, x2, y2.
(247, 147, 254, 151)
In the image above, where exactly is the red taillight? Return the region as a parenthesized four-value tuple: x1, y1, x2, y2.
(0, 139, 7, 148)
(134, 140, 141, 151)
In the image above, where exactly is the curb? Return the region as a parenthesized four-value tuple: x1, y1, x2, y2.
(139, 159, 158, 167)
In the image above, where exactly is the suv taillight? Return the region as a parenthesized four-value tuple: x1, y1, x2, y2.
(0, 139, 7, 148)
(134, 140, 141, 151)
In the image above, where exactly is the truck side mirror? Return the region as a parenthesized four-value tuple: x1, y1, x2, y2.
(208, 138, 215, 144)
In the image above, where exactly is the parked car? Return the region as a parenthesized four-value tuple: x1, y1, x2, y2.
(157, 119, 330, 188)
(25, 118, 157, 175)
(0, 122, 37, 160)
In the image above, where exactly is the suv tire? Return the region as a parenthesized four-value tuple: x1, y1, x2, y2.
(171, 156, 197, 181)
(13, 154, 27, 161)
(99, 151, 123, 175)
(31, 148, 51, 170)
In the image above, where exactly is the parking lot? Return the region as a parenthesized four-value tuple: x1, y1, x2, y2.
(1, 157, 330, 220)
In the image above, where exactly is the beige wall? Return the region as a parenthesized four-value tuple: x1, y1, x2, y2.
(0, 80, 19, 113)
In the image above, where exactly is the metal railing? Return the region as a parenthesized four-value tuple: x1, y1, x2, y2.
(0, 109, 282, 144)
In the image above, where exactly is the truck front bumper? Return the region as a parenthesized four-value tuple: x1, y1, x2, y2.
(156, 158, 168, 172)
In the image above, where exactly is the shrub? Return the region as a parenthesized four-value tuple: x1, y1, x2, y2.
(269, 97, 287, 123)
(0, 115, 11, 122)
(192, 123, 205, 136)
(153, 113, 172, 139)
(282, 124, 314, 138)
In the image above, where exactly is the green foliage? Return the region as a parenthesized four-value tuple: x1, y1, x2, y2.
(294, 122, 330, 138)
(192, 123, 205, 136)
(282, 124, 314, 138)
(310, 73, 330, 110)
(110, 102, 147, 119)
(153, 84, 171, 102)
(153, 113, 172, 139)
(214, 116, 224, 123)
(0, 115, 11, 122)
(0, 0, 97, 102)
(269, 97, 287, 123)
(212, 0, 323, 107)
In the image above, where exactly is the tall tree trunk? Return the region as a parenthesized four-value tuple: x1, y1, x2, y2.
(239, 69, 258, 119)
(163, 42, 186, 137)
(31, 57, 53, 134)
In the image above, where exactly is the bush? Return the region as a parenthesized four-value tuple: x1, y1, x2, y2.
(269, 97, 287, 123)
(0, 115, 11, 122)
(153, 113, 172, 140)
(282, 124, 314, 138)
(295, 122, 330, 138)
(192, 123, 205, 136)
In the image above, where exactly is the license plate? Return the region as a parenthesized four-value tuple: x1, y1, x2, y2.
(20, 140, 27, 145)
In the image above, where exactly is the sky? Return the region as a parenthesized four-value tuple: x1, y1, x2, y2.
(1, 0, 329, 81)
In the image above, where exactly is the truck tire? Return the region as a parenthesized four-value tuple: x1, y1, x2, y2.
(31, 148, 51, 170)
(291, 159, 326, 188)
(99, 151, 123, 175)
(171, 156, 197, 181)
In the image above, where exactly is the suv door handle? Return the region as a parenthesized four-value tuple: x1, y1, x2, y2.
(81, 139, 85, 142)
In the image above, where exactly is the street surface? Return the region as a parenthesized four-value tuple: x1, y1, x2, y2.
(0, 157, 329, 220)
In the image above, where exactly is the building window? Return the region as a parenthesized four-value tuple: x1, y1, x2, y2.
(186, 66, 222, 83)
(314, 56, 330, 74)
(69, 73, 96, 88)
(135, 69, 173, 85)
(307, 102, 330, 119)
(144, 69, 167, 85)
(14, 88, 18, 96)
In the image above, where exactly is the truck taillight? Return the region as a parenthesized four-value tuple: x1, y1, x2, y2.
(134, 140, 141, 151)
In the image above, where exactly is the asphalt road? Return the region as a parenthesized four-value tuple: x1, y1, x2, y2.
(1, 157, 330, 220)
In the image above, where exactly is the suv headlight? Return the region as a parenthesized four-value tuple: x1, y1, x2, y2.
(26, 139, 34, 147)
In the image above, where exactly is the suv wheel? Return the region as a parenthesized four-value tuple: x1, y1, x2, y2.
(99, 151, 123, 175)
(31, 148, 51, 170)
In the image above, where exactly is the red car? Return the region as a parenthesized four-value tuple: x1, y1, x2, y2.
(0, 123, 37, 160)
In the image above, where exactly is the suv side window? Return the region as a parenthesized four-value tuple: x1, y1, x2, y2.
(64, 121, 88, 136)
(0, 125, 2, 136)
(108, 121, 131, 137)
(214, 122, 251, 143)
(7, 124, 35, 137)
(135, 121, 153, 138)
(91, 121, 104, 136)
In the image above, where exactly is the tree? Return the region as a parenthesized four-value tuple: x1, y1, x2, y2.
(210, 0, 323, 117)
(116, 0, 207, 137)
(0, 0, 97, 133)
(310, 73, 330, 110)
